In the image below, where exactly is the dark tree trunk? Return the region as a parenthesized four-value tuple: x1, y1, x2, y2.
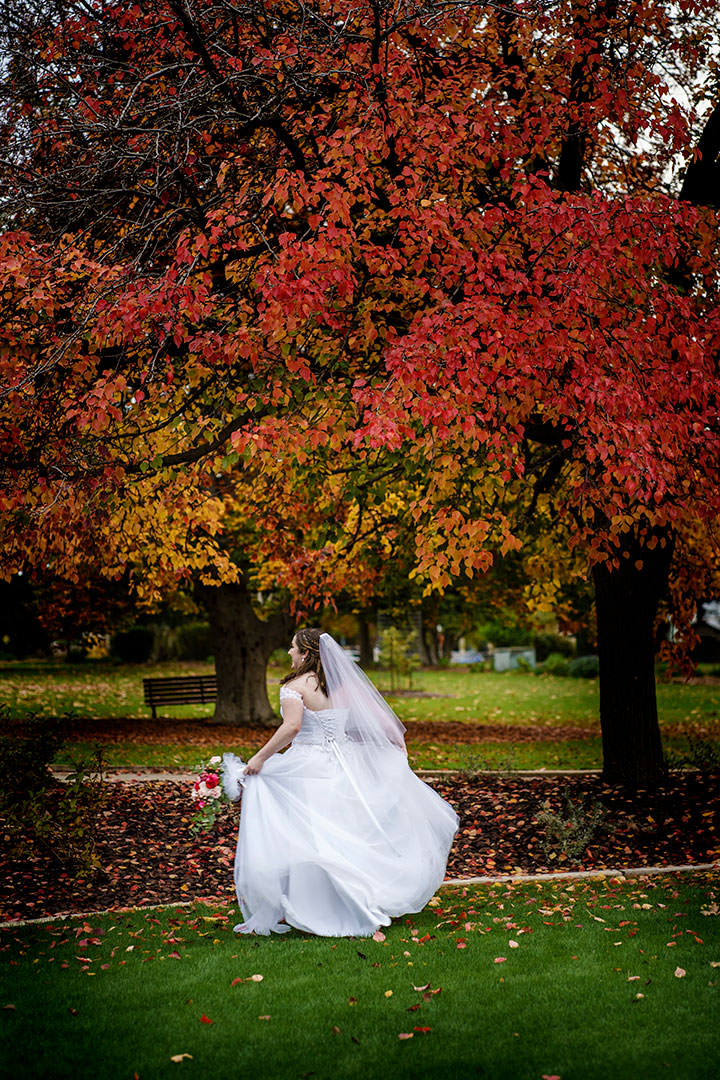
(201, 581, 293, 726)
(592, 530, 674, 789)
(357, 616, 373, 668)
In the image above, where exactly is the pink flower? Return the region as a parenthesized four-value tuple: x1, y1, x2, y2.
(196, 800, 206, 809)
(205, 774, 219, 789)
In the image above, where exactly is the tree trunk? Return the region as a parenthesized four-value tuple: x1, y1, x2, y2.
(201, 582, 293, 726)
(592, 530, 674, 789)
(357, 616, 374, 668)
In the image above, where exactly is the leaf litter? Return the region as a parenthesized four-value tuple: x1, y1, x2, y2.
(1, 772, 718, 921)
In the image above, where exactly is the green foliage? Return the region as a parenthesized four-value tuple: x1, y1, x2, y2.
(110, 626, 155, 663)
(175, 621, 214, 661)
(536, 790, 608, 863)
(568, 655, 600, 679)
(532, 632, 576, 662)
(536, 652, 571, 676)
(0, 711, 108, 875)
(665, 733, 720, 776)
(377, 627, 421, 690)
(473, 613, 531, 649)
(0, 709, 67, 795)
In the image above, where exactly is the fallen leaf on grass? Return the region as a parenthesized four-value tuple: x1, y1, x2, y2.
(542, 1075, 561, 1079)
(372, 931, 386, 942)
(200, 1014, 213, 1024)
(509, 940, 519, 948)
(170, 1054, 193, 1063)
(3, 1004, 17, 1011)
(414, 1027, 431, 1034)
(258, 1015, 271, 1021)
(384, 990, 393, 998)
(674, 968, 686, 979)
(412, 983, 430, 992)
(398, 1033, 414, 1040)
(168, 951, 181, 960)
(494, 957, 507, 964)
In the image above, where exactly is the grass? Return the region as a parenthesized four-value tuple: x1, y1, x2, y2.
(50, 734, 717, 772)
(3, 659, 720, 729)
(2, 873, 718, 1079)
(4, 658, 719, 773)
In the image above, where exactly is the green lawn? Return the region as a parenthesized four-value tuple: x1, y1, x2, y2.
(3, 659, 720, 731)
(51, 734, 715, 772)
(2, 873, 718, 1079)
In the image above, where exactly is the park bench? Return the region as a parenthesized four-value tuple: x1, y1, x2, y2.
(142, 674, 217, 718)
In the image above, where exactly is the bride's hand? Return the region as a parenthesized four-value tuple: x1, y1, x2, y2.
(244, 755, 263, 775)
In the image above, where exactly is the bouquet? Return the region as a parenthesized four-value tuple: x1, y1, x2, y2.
(190, 753, 246, 835)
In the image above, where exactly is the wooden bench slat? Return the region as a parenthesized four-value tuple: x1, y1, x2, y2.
(142, 675, 218, 717)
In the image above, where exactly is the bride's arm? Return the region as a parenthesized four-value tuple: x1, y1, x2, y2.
(244, 696, 303, 774)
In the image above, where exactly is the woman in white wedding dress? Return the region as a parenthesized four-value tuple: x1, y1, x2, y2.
(224, 628, 458, 937)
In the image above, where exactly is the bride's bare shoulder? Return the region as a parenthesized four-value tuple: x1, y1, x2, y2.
(286, 672, 328, 707)
(285, 673, 316, 696)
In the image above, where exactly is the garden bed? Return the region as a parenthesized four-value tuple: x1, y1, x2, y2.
(1, 772, 717, 923)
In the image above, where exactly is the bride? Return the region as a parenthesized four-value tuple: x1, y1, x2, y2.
(224, 628, 458, 937)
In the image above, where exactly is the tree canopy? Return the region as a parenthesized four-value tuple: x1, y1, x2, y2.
(1, 0, 720, 777)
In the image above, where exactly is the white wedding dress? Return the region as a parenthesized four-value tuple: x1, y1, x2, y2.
(230, 684, 458, 937)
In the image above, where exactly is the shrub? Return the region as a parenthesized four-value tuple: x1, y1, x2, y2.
(536, 652, 570, 676)
(378, 627, 421, 690)
(110, 626, 155, 663)
(175, 621, 214, 661)
(568, 655, 600, 678)
(532, 632, 576, 663)
(0, 710, 68, 797)
(0, 711, 108, 875)
(665, 734, 720, 776)
(536, 790, 608, 863)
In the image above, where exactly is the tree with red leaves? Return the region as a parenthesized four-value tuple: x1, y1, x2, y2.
(1, 1, 719, 782)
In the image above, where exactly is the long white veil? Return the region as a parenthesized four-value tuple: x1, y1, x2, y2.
(319, 633, 407, 754)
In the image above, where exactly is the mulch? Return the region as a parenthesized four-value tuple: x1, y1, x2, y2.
(2, 772, 718, 924)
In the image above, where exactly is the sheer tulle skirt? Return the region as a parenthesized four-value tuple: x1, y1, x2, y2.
(233, 742, 458, 937)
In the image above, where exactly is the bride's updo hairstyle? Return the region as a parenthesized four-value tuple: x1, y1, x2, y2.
(282, 627, 328, 696)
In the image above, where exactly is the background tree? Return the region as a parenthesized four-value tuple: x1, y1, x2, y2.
(1, 1, 719, 779)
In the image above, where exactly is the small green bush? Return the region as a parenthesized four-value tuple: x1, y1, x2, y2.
(536, 652, 570, 676)
(532, 632, 576, 663)
(0, 710, 108, 875)
(175, 621, 214, 661)
(568, 655, 600, 678)
(536, 790, 608, 863)
(665, 734, 720, 776)
(0, 710, 68, 797)
(378, 627, 421, 690)
(110, 626, 155, 663)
